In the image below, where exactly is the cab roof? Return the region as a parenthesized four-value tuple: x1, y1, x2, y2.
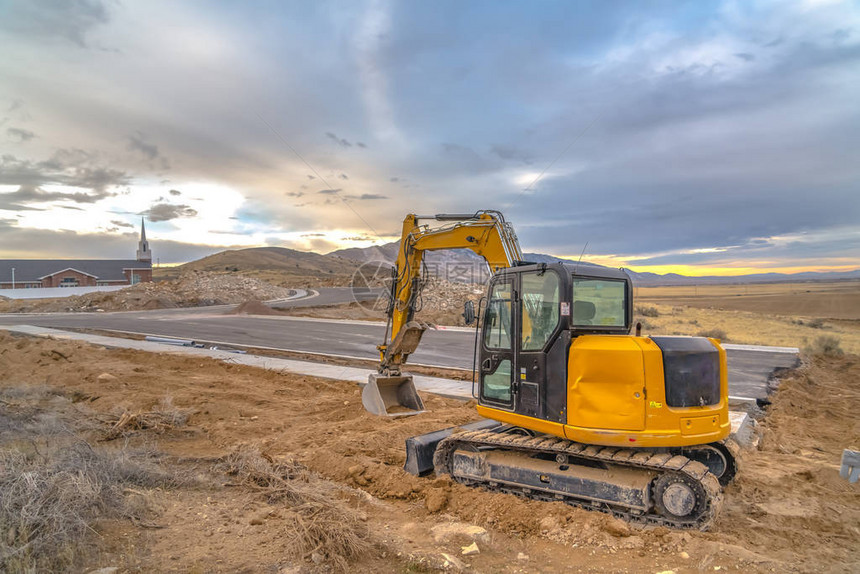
(510, 261, 631, 281)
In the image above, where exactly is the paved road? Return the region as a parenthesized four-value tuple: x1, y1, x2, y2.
(0, 293, 798, 400)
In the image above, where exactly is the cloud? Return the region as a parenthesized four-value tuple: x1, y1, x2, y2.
(345, 193, 387, 200)
(6, 127, 36, 142)
(141, 203, 198, 222)
(285, 191, 304, 197)
(127, 132, 159, 160)
(0, 152, 128, 196)
(0, 0, 111, 48)
(389, 177, 399, 182)
(490, 144, 534, 165)
(325, 132, 352, 147)
(0, 225, 226, 263)
(316, 188, 341, 195)
(0, 184, 117, 212)
(168, 189, 181, 196)
(0, 1, 857, 270)
(110, 219, 134, 228)
(338, 173, 349, 180)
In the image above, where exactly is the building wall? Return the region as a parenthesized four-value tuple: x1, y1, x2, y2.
(42, 269, 97, 288)
(0, 281, 42, 289)
(123, 268, 152, 285)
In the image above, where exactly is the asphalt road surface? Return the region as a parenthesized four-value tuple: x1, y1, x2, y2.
(0, 289, 797, 399)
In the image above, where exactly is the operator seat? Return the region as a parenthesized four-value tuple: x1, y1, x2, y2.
(573, 300, 595, 325)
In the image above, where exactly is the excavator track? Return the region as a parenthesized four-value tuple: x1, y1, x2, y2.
(434, 429, 724, 531)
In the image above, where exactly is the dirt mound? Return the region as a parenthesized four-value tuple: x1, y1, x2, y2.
(228, 299, 283, 316)
(0, 271, 293, 313)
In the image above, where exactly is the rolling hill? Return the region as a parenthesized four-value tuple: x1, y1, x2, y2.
(155, 247, 360, 287)
(158, 244, 860, 288)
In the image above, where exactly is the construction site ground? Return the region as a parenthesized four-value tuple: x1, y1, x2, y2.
(1, 331, 857, 573)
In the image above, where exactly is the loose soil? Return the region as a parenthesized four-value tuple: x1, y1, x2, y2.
(1, 331, 858, 572)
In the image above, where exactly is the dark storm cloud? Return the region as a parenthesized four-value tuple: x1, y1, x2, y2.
(141, 203, 198, 222)
(0, 0, 111, 48)
(6, 127, 35, 142)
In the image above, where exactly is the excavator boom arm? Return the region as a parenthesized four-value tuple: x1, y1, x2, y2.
(379, 210, 522, 374)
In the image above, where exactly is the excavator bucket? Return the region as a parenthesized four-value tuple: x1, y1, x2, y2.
(362, 373, 425, 417)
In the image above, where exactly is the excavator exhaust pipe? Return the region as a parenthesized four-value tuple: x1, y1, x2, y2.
(362, 374, 425, 417)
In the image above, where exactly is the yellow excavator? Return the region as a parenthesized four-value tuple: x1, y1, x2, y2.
(362, 210, 738, 530)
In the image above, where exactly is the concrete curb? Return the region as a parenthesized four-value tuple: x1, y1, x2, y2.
(721, 343, 799, 354)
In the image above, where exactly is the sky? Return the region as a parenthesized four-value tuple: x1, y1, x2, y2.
(0, 0, 858, 275)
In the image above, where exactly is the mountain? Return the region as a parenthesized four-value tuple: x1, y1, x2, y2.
(330, 242, 860, 286)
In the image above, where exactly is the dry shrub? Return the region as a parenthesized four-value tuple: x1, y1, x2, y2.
(804, 335, 844, 357)
(635, 305, 660, 318)
(101, 396, 194, 440)
(218, 446, 372, 571)
(697, 328, 728, 341)
(0, 442, 174, 573)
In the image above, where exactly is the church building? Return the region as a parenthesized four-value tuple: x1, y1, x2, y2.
(0, 220, 154, 289)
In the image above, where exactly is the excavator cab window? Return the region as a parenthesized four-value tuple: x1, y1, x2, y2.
(483, 281, 513, 349)
(521, 271, 560, 350)
(481, 279, 515, 406)
(572, 278, 627, 327)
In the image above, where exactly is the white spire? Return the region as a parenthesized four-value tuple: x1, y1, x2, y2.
(136, 218, 151, 262)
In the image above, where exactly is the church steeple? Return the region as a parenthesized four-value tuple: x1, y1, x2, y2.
(136, 218, 152, 262)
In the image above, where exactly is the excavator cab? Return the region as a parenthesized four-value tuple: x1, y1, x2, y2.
(472, 261, 731, 454)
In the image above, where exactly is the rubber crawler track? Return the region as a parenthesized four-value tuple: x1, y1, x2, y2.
(434, 429, 724, 531)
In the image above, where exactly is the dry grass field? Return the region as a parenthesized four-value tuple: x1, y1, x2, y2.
(634, 281, 860, 355)
(636, 281, 860, 320)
